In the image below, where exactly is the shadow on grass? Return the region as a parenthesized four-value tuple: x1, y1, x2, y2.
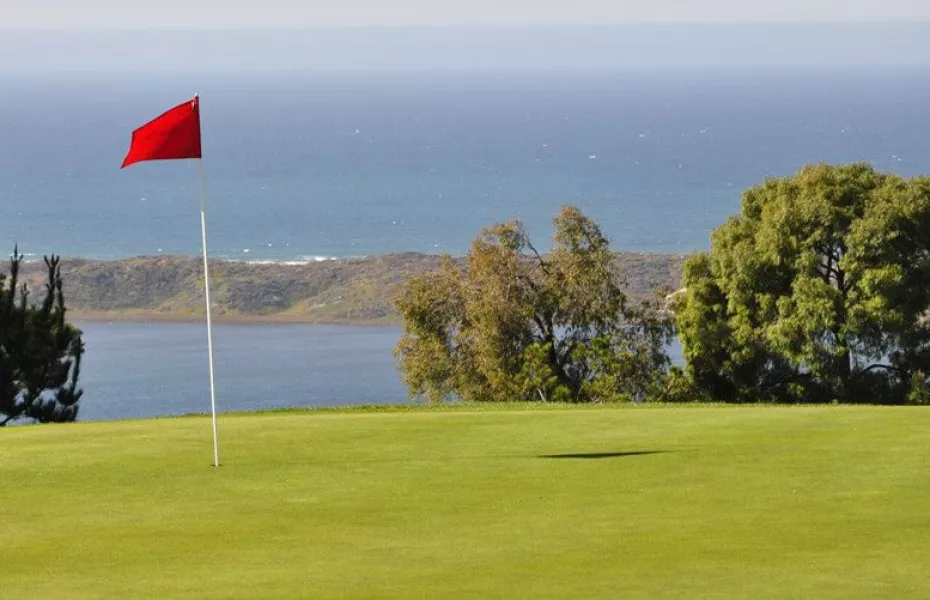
(538, 451, 668, 460)
(237, 450, 673, 466)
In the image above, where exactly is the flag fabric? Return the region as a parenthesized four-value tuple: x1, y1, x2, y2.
(121, 96, 202, 168)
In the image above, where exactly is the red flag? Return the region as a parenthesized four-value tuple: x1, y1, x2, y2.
(121, 96, 202, 169)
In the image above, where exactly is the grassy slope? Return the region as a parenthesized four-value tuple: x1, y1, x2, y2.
(2, 406, 929, 598)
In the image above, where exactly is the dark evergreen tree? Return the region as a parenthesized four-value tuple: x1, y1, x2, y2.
(0, 248, 84, 425)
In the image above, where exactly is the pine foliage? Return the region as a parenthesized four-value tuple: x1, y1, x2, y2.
(0, 248, 84, 425)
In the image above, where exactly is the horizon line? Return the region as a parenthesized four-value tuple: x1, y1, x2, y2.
(4, 20, 930, 33)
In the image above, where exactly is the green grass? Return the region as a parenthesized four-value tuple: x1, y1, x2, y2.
(3, 406, 929, 598)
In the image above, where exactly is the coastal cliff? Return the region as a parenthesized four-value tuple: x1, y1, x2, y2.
(17, 252, 688, 324)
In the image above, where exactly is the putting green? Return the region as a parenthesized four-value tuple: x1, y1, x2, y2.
(2, 405, 928, 598)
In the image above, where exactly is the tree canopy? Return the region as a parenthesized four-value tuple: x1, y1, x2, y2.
(395, 206, 672, 403)
(0, 249, 84, 425)
(675, 163, 930, 404)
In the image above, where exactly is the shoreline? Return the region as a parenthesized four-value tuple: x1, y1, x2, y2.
(69, 310, 398, 327)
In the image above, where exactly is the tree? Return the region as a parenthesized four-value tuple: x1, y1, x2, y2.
(0, 249, 84, 425)
(394, 206, 672, 403)
(675, 163, 930, 404)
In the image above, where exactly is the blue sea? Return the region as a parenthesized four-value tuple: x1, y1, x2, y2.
(2, 69, 929, 420)
(76, 322, 408, 422)
(3, 69, 930, 261)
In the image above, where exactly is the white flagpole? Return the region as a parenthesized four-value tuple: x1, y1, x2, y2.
(198, 155, 220, 468)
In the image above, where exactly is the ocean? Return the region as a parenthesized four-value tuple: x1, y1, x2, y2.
(75, 322, 408, 422)
(3, 69, 929, 261)
(3, 69, 929, 420)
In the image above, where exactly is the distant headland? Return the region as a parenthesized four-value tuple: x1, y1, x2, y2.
(16, 253, 687, 325)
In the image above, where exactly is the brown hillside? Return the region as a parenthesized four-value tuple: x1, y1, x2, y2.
(15, 252, 687, 324)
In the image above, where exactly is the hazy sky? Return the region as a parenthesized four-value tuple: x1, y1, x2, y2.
(4, 0, 930, 29)
(3, 2, 929, 72)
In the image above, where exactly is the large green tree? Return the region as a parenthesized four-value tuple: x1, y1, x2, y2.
(0, 249, 84, 425)
(675, 163, 930, 404)
(395, 206, 672, 403)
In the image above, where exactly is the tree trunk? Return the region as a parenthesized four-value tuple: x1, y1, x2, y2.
(835, 337, 853, 402)
(833, 263, 853, 401)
